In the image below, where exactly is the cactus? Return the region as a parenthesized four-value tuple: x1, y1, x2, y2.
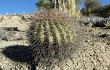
(28, 11, 76, 65)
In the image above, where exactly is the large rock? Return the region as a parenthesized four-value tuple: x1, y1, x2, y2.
(0, 15, 31, 31)
(80, 17, 107, 27)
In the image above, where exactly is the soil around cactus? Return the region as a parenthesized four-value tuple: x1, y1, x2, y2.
(0, 15, 110, 70)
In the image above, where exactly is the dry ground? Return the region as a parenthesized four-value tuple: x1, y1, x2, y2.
(0, 15, 110, 70)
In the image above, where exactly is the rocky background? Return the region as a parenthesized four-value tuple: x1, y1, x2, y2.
(0, 15, 110, 70)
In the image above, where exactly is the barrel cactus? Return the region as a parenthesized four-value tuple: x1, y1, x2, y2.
(28, 11, 76, 66)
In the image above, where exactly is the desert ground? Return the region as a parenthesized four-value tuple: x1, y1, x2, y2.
(0, 14, 110, 70)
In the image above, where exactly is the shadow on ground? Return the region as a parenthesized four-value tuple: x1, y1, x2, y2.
(2, 45, 34, 62)
(2, 45, 36, 70)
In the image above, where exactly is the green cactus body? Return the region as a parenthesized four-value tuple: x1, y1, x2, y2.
(30, 19, 76, 63)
